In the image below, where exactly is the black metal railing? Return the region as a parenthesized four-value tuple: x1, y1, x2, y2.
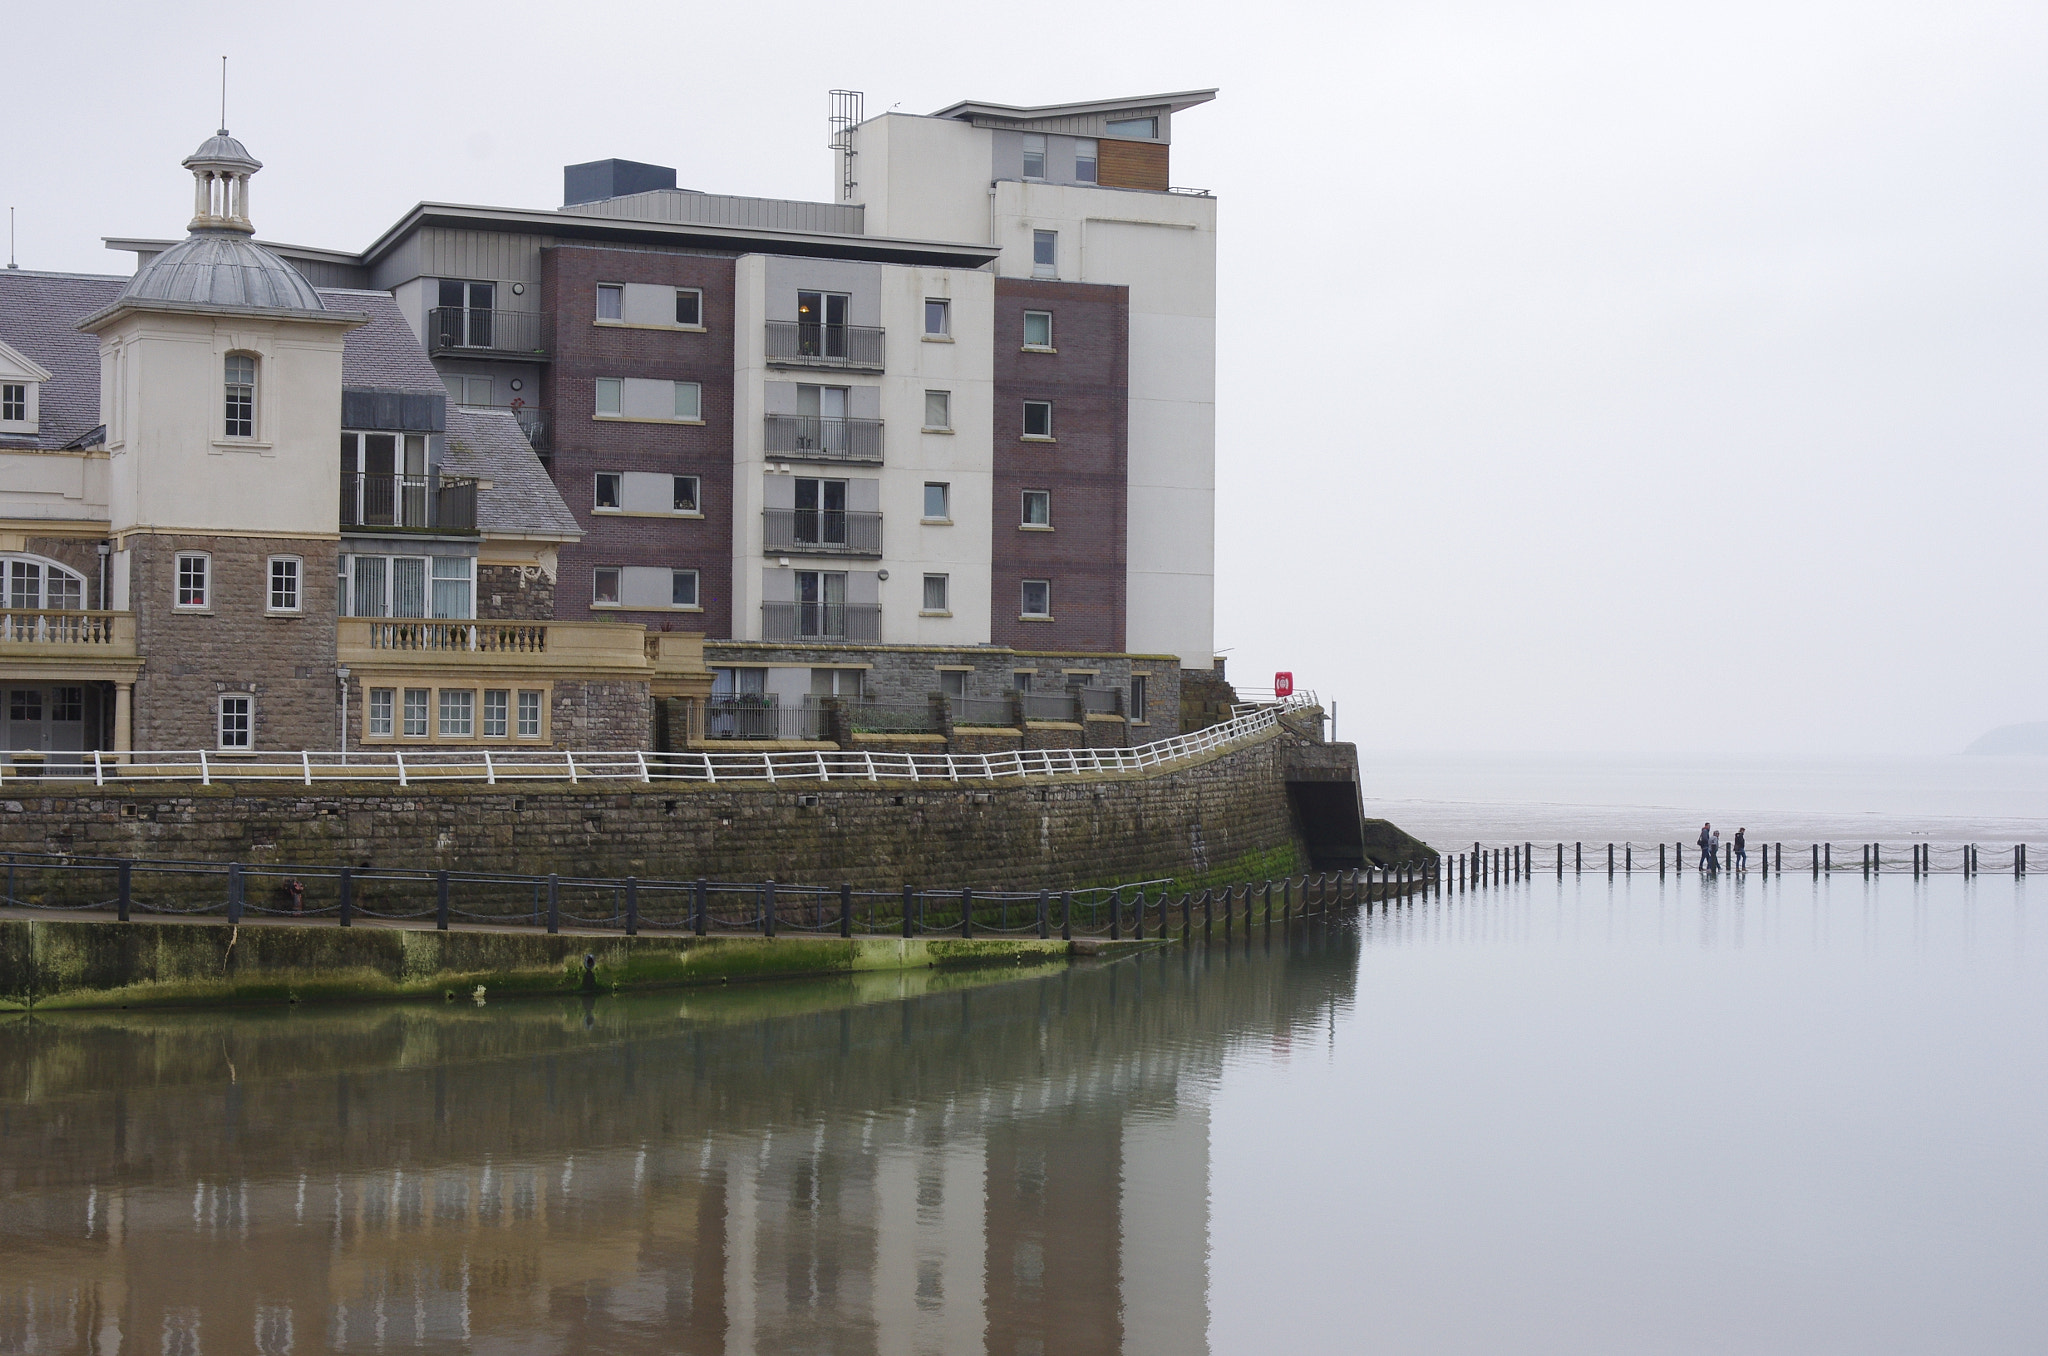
(764, 320, 885, 370)
(846, 702, 941, 734)
(339, 473, 479, 533)
(951, 696, 1018, 728)
(703, 699, 823, 742)
(427, 307, 550, 360)
(761, 602, 882, 642)
(1079, 687, 1123, 716)
(1021, 692, 1080, 722)
(763, 414, 883, 463)
(511, 407, 548, 452)
(762, 508, 882, 557)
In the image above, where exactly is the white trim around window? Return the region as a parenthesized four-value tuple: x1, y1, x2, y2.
(217, 693, 254, 750)
(592, 563, 703, 611)
(174, 552, 211, 611)
(363, 683, 551, 742)
(593, 376, 703, 423)
(593, 470, 702, 517)
(266, 556, 302, 614)
(1020, 578, 1052, 620)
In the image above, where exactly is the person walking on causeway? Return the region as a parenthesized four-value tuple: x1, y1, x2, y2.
(1735, 828, 1748, 873)
(1698, 822, 1714, 872)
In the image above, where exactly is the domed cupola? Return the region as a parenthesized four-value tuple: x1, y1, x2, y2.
(183, 128, 262, 234)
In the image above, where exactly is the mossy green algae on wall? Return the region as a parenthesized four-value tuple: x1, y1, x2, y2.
(0, 917, 1071, 1012)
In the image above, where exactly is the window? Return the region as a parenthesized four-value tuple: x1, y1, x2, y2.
(676, 289, 703, 327)
(51, 687, 82, 723)
(923, 573, 949, 612)
(1022, 133, 1047, 179)
(436, 280, 496, 348)
(1032, 230, 1057, 278)
(403, 688, 430, 738)
(439, 689, 475, 738)
(4, 556, 84, 610)
(1015, 671, 1034, 693)
(923, 482, 950, 520)
(671, 569, 699, 608)
(673, 381, 701, 420)
(341, 554, 465, 618)
(1022, 489, 1051, 526)
(1021, 579, 1051, 618)
(482, 690, 509, 738)
(1022, 401, 1053, 439)
(368, 688, 395, 737)
(596, 284, 623, 321)
(939, 669, 965, 697)
(432, 556, 473, 620)
(1075, 139, 1098, 183)
(924, 390, 951, 430)
(593, 567, 622, 605)
(595, 473, 622, 510)
(223, 354, 255, 438)
(218, 694, 252, 749)
(674, 475, 699, 513)
(1129, 675, 1148, 722)
(517, 690, 543, 738)
(267, 557, 301, 613)
(924, 299, 950, 336)
(1, 385, 23, 422)
(443, 374, 493, 406)
(1106, 116, 1158, 139)
(594, 378, 622, 416)
(1023, 310, 1053, 348)
(796, 290, 851, 358)
(175, 553, 210, 609)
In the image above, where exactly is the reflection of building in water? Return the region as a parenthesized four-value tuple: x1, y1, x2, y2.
(0, 934, 1351, 1354)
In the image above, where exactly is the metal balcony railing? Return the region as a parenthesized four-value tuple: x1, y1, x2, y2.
(1078, 687, 1123, 715)
(764, 320, 885, 370)
(1021, 691, 1080, 722)
(951, 695, 1018, 728)
(763, 414, 883, 464)
(427, 307, 551, 360)
(340, 473, 479, 534)
(762, 508, 882, 557)
(845, 702, 941, 734)
(760, 602, 882, 643)
(703, 698, 824, 742)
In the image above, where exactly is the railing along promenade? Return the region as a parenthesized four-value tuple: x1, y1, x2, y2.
(1449, 839, 2043, 885)
(0, 694, 1318, 788)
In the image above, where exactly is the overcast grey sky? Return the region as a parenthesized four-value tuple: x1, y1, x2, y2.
(14, 0, 2044, 755)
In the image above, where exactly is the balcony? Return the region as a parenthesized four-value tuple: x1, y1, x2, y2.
(340, 472, 480, 535)
(763, 414, 883, 465)
(427, 307, 551, 362)
(764, 320, 885, 371)
(704, 697, 826, 742)
(0, 610, 136, 659)
(762, 508, 882, 558)
(760, 602, 882, 643)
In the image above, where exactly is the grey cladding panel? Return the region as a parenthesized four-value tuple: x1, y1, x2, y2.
(342, 390, 446, 433)
(419, 228, 548, 295)
(571, 189, 865, 236)
(762, 258, 884, 326)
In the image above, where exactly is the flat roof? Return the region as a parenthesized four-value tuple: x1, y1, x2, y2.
(929, 89, 1217, 122)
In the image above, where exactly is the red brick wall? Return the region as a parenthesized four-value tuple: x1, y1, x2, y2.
(541, 246, 736, 636)
(990, 278, 1128, 652)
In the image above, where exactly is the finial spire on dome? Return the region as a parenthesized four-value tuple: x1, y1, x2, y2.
(183, 59, 262, 233)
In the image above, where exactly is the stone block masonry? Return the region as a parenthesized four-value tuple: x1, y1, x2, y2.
(0, 726, 1314, 894)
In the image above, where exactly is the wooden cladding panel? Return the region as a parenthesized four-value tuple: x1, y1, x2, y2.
(1096, 140, 1169, 192)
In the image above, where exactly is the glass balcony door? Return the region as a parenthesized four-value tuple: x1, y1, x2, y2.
(793, 477, 849, 548)
(795, 385, 850, 456)
(795, 570, 848, 639)
(796, 291, 849, 359)
(437, 280, 497, 349)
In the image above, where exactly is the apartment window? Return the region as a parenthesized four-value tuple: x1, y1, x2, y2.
(482, 689, 509, 738)
(676, 289, 703, 327)
(924, 299, 950, 336)
(671, 569, 699, 608)
(924, 390, 951, 430)
(923, 573, 949, 612)
(368, 688, 394, 737)
(1106, 116, 1158, 139)
(594, 378, 622, 416)
(1032, 230, 1057, 278)
(439, 689, 475, 738)
(6, 557, 83, 610)
(595, 472, 622, 510)
(402, 688, 430, 738)
(923, 482, 950, 520)
(674, 381, 701, 420)
(1129, 675, 1148, 722)
(674, 475, 700, 513)
(267, 556, 301, 613)
(1, 385, 24, 422)
(939, 669, 966, 697)
(1014, 671, 1034, 693)
(596, 284, 623, 321)
(517, 690, 543, 738)
(1022, 401, 1053, 439)
(432, 556, 473, 620)
(1021, 579, 1051, 618)
(1075, 139, 1098, 183)
(1022, 489, 1051, 526)
(223, 354, 256, 438)
(175, 553, 210, 609)
(593, 567, 622, 606)
(218, 694, 252, 750)
(1022, 134, 1047, 179)
(1023, 310, 1053, 348)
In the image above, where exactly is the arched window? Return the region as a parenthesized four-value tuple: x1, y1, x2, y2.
(224, 353, 257, 438)
(1, 554, 87, 611)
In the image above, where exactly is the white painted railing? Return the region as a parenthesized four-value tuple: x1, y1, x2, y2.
(5, 694, 1317, 788)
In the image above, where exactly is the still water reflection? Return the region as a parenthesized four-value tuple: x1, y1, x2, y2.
(1, 931, 1355, 1355)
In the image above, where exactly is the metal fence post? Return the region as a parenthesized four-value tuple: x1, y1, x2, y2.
(764, 880, 777, 936)
(902, 884, 915, 939)
(546, 874, 560, 934)
(338, 866, 352, 928)
(117, 860, 132, 922)
(1202, 888, 1213, 935)
(226, 862, 243, 924)
(840, 883, 853, 939)
(1060, 889, 1072, 941)
(1037, 888, 1049, 940)
(960, 887, 973, 938)
(1109, 888, 1121, 941)
(436, 870, 450, 931)
(694, 878, 708, 936)
(625, 877, 638, 936)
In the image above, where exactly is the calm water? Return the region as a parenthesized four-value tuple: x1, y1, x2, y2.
(5, 873, 2047, 1354)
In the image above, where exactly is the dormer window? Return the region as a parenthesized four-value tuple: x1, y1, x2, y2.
(0, 338, 49, 436)
(224, 354, 256, 438)
(1, 386, 24, 422)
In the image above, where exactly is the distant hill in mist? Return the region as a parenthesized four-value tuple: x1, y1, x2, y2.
(1963, 722, 2048, 755)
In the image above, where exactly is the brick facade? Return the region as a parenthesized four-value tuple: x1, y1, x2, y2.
(540, 245, 737, 636)
(990, 278, 1129, 652)
(129, 534, 340, 751)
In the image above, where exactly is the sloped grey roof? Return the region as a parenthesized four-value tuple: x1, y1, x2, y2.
(321, 288, 445, 394)
(0, 270, 123, 450)
(443, 405, 582, 539)
(118, 230, 325, 312)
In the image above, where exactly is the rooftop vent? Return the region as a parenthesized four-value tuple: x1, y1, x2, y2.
(563, 158, 678, 207)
